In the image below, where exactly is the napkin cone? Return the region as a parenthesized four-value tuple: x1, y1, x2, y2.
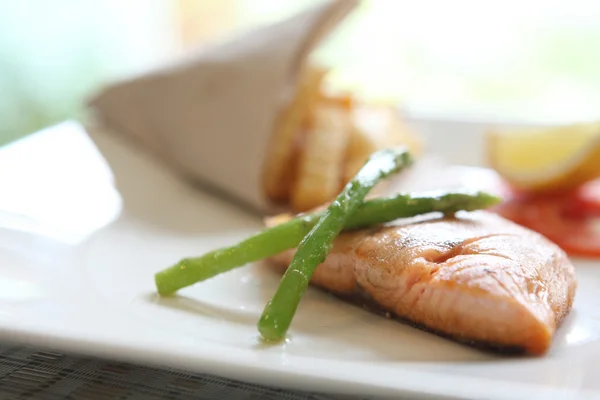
(89, 0, 359, 214)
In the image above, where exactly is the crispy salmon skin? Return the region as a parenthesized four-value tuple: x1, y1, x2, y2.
(266, 210, 577, 355)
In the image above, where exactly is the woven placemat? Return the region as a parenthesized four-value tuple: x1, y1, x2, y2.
(0, 344, 377, 400)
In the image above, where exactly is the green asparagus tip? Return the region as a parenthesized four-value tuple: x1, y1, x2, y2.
(257, 312, 281, 342)
(473, 191, 502, 208)
(155, 272, 171, 296)
(155, 259, 188, 296)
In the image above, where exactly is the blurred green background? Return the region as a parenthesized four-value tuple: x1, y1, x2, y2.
(2, 0, 600, 146)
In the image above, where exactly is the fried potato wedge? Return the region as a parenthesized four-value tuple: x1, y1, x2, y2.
(262, 65, 329, 202)
(343, 121, 380, 184)
(291, 102, 351, 212)
(343, 103, 421, 182)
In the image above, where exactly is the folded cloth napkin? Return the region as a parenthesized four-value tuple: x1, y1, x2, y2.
(89, 0, 359, 214)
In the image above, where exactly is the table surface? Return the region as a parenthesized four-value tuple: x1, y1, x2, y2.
(0, 344, 373, 400)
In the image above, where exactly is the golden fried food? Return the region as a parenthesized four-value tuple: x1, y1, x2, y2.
(262, 65, 328, 202)
(291, 101, 351, 212)
(262, 64, 422, 212)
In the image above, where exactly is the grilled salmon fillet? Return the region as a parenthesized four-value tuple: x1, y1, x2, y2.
(266, 210, 577, 355)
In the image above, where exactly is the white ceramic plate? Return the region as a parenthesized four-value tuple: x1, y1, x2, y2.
(0, 121, 598, 400)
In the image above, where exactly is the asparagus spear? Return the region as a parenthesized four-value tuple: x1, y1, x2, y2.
(257, 148, 413, 341)
(154, 189, 500, 296)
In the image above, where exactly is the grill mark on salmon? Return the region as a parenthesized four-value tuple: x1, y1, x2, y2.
(266, 210, 577, 355)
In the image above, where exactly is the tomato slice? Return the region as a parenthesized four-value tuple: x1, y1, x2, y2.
(503, 179, 600, 218)
(575, 179, 600, 216)
(492, 188, 600, 259)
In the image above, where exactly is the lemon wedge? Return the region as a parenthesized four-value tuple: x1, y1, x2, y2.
(486, 121, 600, 192)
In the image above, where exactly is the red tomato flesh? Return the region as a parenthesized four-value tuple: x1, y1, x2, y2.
(492, 179, 600, 258)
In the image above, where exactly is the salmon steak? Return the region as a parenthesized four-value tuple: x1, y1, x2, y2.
(267, 210, 577, 355)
